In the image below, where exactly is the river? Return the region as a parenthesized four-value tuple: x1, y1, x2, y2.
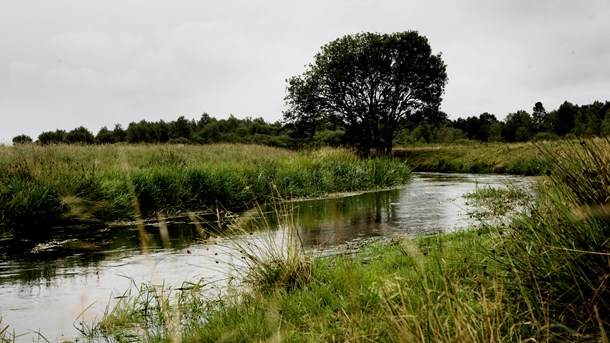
(0, 173, 533, 341)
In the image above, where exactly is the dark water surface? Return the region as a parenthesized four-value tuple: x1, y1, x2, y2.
(0, 173, 532, 341)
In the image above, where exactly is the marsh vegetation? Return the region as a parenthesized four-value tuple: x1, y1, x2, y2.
(0, 144, 411, 238)
(74, 138, 610, 342)
(2, 138, 610, 342)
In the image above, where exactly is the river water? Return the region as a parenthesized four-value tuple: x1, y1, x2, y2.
(0, 173, 532, 341)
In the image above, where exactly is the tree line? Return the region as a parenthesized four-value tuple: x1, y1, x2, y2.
(12, 99, 610, 148)
(12, 114, 292, 147)
(395, 100, 610, 145)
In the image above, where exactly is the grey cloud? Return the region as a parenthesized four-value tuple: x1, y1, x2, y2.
(1, 0, 609, 142)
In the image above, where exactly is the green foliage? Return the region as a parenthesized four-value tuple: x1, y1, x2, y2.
(81, 279, 209, 341)
(66, 126, 95, 144)
(176, 230, 510, 342)
(11, 134, 32, 145)
(395, 123, 468, 145)
(464, 185, 532, 221)
(452, 112, 500, 142)
(95, 126, 116, 144)
(22, 100, 610, 155)
(531, 131, 559, 141)
(37, 129, 67, 145)
(503, 110, 534, 142)
(284, 31, 448, 156)
(80, 139, 610, 342)
(0, 177, 66, 235)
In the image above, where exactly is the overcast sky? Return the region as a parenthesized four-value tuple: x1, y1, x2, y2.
(1, 0, 609, 143)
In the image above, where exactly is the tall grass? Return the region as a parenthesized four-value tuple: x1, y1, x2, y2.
(393, 141, 553, 175)
(79, 279, 209, 342)
(192, 228, 521, 342)
(493, 137, 610, 340)
(0, 144, 411, 236)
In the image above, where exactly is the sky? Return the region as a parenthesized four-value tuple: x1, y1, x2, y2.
(1, 0, 609, 143)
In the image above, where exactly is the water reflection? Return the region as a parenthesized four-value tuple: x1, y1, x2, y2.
(295, 190, 401, 246)
(0, 173, 533, 341)
(294, 172, 530, 247)
(0, 223, 201, 285)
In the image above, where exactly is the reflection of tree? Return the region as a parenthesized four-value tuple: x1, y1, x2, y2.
(0, 222, 203, 285)
(295, 189, 401, 247)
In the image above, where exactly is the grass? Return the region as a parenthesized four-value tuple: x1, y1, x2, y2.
(492, 137, 610, 340)
(464, 184, 532, 222)
(84, 225, 514, 342)
(0, 144, 411, 237)
(80, 195, 315, 342)
(393, 141, 554, 175)
(79, 279, 211, 342)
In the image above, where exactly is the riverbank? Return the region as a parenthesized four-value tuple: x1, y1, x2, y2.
(1, 172, 527, 341)
(393, 141, 551, 175)
(77, 138, 610, 342)
(0, 144, 411, 238)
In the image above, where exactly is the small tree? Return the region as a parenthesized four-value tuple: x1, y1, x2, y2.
(551, 101, 578, 136)
(38, 130, 67, 145)
(601, 109, 610, 136)
(12, 134, 33, 145)
(284, 31, 448, 156)
(96, 126, 115, 144)
(532, 101, 549, 132)
(503, 111, 534, 142)
(66, 126, 95, 144)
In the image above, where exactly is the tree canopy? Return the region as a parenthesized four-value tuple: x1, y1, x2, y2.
(284, 31, 448, 156)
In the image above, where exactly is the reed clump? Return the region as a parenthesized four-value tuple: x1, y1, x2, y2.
(80, 279, 208, 342)
(80, 197, 315, 342)
(230, 201, 313, 295)
(464, 184, 532, 222)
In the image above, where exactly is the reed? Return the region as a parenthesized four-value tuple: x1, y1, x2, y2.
(79, 279, 208, 342)
(194, 229, 519, 342)
(464, 184, 532, 222)
(393, 141, 554, 175)
(0, 144, 411, 236)
(0, 319, 14, 343)
(493, 137, 610, 340)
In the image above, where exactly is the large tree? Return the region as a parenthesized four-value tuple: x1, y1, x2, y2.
(284, 31, 448, 156)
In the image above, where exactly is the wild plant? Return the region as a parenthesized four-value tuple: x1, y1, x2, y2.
(222, 196, 312, 294)
(495, 137, 610, 340)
